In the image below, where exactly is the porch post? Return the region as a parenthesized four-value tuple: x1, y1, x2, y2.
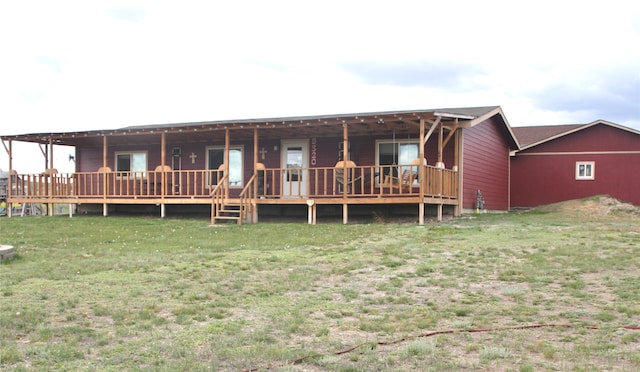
(160, 132, 166, 218)
(224, 129, 230, 199)
(342, 122, 349, 224)
(48, 137, 54, 216)
(102, 135, 108, 217)
(253, 127, 259, 223)
(49, 137, 54, 171)
(419, 119, 425, 225)
(4, 140, 13, 217)
(437, 122, 444, 222)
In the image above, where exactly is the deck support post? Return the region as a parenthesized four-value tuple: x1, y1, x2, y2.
(437, 204, 443, 222)
(342, 203, 348, 225)
(419, 202, 425, 225)
(306, 200, 316, 225)
(102, 203, 108, 217)
(68, 204, 73, 218)
(160, 204, 165, 218)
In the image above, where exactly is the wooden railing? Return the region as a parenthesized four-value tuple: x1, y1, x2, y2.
(257, 164, 458, 199)
(209, 173, 229, 223)
(8, 165, 458, 202)
(239, 173, 258, 223)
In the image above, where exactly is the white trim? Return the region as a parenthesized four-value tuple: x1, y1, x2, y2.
(515, 150, 640, 156)
(206, 145, 245, 188)
(516, 120, 640, 152)
(114, 150, 148, 179)
(374, 138, 421, 186)
(575, 161, 595, 180)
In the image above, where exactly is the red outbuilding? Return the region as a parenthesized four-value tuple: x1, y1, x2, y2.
(510, 120, 640, 207)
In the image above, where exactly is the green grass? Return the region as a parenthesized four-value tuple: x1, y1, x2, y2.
(1, 198, 639, 370)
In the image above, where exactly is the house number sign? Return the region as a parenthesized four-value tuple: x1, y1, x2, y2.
(310, 138, 317, 166)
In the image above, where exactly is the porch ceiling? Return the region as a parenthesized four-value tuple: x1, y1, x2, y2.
(1, 106, 499, 146)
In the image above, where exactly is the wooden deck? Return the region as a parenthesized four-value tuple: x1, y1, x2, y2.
(5, 163, 459, 223)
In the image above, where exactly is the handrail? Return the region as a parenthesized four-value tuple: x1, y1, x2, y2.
(238, 173, 258, 224)
(210, 173, 229, 224)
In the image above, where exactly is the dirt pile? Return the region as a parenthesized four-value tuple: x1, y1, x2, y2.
(534, 195, 639, 217)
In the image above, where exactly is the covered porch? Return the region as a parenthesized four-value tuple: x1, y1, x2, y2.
(1, 108, 473, 224)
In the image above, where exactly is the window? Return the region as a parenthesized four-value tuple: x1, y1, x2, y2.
(376, 140, 420, 183)
(576, 161, 595, 180)
(115, 151, 147, 178)
(207, 146, 243, 187)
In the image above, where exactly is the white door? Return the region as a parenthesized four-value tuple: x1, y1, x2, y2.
(281, 140, 308, 197)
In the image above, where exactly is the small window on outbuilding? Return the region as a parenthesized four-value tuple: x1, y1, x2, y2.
(576, 161, 595, 180)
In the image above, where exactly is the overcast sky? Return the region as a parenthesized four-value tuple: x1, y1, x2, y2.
(1, 0, 639, 172)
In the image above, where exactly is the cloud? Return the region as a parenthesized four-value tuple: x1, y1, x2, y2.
(36, 56, 62, 73)
(340, 60, 487, 91)
(531, 64, 640, 124)
(107, 4, 146, 22)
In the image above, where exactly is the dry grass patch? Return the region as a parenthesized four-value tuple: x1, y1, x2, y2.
(1, 197, 639, 370)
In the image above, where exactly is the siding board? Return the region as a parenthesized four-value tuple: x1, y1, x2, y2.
(511, 124, 640, 206)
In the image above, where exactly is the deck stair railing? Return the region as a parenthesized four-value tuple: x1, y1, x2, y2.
(210, 172, 231, 224)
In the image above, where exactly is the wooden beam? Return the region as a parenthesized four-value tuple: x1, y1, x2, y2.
(49, 137, 54, 170)
(438, 120, 443, 165)
(442, 120, 459, 148)
(423, 116, 441, 146)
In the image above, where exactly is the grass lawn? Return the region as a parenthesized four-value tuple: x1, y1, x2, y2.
(1, 196, 639, 371)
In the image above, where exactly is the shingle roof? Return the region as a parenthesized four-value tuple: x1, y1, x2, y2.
(512, 120, 640, 151)
(511, 124, 587, 148)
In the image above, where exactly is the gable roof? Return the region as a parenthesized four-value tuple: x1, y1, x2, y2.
(512, 120, 640, 151)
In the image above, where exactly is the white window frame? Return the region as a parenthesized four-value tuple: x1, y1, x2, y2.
(575, 161, 595, 180)
(375, 139, 420, 186)
(206, 145, 244, 188)
(115, 151, 148, 179)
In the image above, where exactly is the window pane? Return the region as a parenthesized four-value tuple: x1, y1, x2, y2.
(208, 147, 243, 186)
(399, 143, 418, 165)
(131, 153, 146, 172)
(116, 154, 131, 172)
(229, 149, 242, 186)
(379, 143, 396, 165)
(208, 149, 224, 170)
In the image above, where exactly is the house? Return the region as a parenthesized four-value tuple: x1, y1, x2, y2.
(1, 106, 519, 224)
(510, 120, 640, 207)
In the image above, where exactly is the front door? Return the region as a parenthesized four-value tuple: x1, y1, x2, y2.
(281, 140, 308, 197)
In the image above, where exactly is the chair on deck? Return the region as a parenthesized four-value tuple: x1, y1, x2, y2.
(334, 160, 361, 194)
(381, 158, 426, 192)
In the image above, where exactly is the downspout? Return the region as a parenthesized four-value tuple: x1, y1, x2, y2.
(457, 129, 464, 216)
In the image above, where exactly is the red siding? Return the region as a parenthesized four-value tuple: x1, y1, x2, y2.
(511, 124, 640, 206)
(462, 117, 512, 211)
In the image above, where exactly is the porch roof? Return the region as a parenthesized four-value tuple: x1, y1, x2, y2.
(2, 106, 505, 147)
